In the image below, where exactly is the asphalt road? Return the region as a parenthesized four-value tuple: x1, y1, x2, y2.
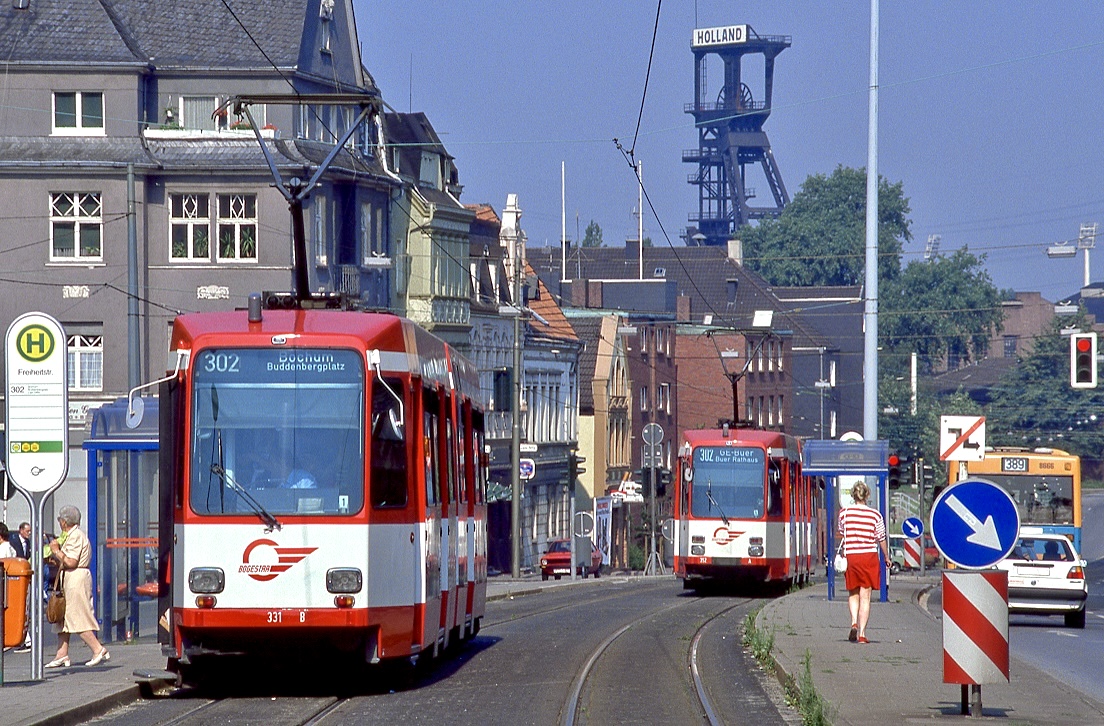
(1001, 489, 1104, 701)
(86, 577, 799, 725)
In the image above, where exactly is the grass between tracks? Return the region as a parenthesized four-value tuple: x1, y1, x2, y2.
(743, 607, 832, 726)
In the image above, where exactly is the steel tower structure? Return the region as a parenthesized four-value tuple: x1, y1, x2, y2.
(684, 25, 790, 246)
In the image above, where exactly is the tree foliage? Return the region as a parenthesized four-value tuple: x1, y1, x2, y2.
(738, 166, 911, 287)
(582, 220, 604, 248)
(880, 249, 1004, 376)
(985, 312, 1104, 464)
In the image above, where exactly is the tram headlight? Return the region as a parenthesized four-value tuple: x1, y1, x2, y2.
(748, 537, 764, 558)
(327, 568, 363, 594)
(188, 567, 225, 594)
(691, 545, 705, 556)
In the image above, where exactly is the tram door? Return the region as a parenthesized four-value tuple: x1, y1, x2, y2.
(421, 390, 442, 651)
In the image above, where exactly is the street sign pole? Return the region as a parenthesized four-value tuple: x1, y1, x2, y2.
(641, 424, 664, 576)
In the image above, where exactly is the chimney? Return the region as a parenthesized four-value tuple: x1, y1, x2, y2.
(625, 237, 640, 260)
(727, 238, 743, 265)
(677, 294, 691, 322)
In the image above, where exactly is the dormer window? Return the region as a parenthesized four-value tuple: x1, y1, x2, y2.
(653, 267, 666, 278)
(320, 0, 334, 54)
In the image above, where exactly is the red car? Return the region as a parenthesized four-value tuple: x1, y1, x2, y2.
(540, 538, 603, 580)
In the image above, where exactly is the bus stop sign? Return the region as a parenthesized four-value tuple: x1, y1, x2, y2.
(930, 478, 1020, 569)
(5, 312, 69, 494)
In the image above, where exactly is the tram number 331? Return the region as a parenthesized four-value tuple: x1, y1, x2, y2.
(267, 611, 306, 624)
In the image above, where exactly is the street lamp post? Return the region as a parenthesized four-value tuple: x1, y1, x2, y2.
(720, 350, 742, 426)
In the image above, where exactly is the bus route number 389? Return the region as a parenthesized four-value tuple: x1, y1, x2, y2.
(1002, 457, 1028, 473)
(267, 610, 306, 624)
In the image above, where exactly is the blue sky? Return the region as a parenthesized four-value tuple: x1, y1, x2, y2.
(359, 2, 1104, 302)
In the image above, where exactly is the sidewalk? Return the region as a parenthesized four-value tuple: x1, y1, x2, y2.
(758, 574, 1104, 725)
(0, 573, 591, 726)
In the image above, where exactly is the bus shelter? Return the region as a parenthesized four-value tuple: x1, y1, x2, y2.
(802, 439, 889, 602)
(81, 397, 159, 643)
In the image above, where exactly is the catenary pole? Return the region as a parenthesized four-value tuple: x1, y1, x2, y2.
(863, 0, 880, 439)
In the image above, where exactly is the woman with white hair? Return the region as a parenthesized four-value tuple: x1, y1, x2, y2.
(45, 505, 110, 668)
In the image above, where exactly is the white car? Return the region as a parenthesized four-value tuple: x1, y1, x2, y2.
(994, 533, 1087, 629)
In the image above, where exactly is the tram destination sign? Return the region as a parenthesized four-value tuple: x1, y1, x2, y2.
(5, 312, 69, 493)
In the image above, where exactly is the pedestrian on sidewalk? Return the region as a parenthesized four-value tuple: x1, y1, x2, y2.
(838, 481, 891, 644)
(0, 523, 16, 559)
(44, 505, 110, 668)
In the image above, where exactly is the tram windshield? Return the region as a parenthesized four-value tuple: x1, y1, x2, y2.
(691, 446, 766, 520)
(190, 348, 365, 517)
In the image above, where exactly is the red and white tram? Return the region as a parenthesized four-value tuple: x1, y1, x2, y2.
(673, 426, 818, 589)
(156, 302, 488, 681)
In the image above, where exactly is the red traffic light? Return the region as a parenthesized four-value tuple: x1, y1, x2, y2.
(888, 454, 900, 467)
(1077, 337, 1093, 353)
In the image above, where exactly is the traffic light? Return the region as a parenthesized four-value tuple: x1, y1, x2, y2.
(921, 462, 935, 490)
(657, 468, 672, 497)
(887, 453, 903, 489)
(568, 452, 586, 481)
(1071, 332, 1098, 389)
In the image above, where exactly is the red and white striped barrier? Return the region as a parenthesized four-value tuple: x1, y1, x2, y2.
(903, 538, 921, 569)
(942, 570, 1009, 684)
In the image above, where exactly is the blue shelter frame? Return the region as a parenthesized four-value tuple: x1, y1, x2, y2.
(81, 397, 159, 643)
(802, 439, 889, 602)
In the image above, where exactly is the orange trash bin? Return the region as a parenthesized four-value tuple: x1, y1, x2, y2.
(2, 557, 32, 648)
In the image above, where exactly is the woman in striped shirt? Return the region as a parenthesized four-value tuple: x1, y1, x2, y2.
(838, 481, 891, 644)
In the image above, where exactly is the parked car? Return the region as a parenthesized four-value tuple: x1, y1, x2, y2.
(540, 538, 603, 581)
(995, 533, 1087, 628)
(888, 534, 940, 573)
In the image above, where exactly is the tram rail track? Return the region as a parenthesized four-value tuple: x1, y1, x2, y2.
(560, 595, 752, 726)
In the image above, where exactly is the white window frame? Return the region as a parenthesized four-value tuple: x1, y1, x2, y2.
(312, 197, 329, 266)
(179, 96, 225, 131)
(52, 91, 104, 136)
(216, 193, 258, 262)
(50, 192, 103, 262)
(319, 0, 334, 53)
(660, 383, 671, 415)
(67, 333, 103, 392)
(639, 386, 648, 412)
(170, 193, 211, 261)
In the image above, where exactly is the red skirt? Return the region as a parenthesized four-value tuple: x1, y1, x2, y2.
(844, 552, 881, 590)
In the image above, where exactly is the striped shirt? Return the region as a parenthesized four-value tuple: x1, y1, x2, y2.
(837, 504, 886, 555)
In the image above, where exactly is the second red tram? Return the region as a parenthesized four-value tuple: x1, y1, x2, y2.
(157, 305, 488, 681)
(673, 427, 818, 588)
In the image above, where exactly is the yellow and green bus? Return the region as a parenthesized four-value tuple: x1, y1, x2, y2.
(948, 446, 1081, 553)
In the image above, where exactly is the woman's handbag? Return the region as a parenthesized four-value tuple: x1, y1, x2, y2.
(45, 567, 65, 624)
(833, 542, 848, 573)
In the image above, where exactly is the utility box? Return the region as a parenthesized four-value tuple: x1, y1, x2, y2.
(2, 557, 32, 647)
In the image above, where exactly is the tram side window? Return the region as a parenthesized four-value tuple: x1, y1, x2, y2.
(473, 423, 487, 504)
(370, 377, 407, 508)
(424, 389, 440, 506)
(457, 414, 468, 505)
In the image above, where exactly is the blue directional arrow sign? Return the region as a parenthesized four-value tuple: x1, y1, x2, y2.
(929, 478, 1020, 569)
(902, 516, 925, 539)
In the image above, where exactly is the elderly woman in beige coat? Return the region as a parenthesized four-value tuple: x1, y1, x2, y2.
(45, 505, 110, 668)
